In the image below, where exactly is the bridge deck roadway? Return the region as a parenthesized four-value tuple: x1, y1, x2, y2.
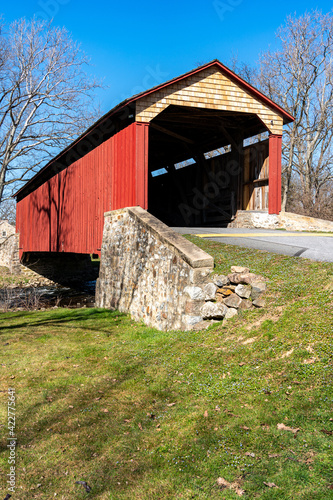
(171, 227, 333, 262)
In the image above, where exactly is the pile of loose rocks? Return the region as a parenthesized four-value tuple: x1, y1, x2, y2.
(184, 266, 267, 326)
(19, 265, 58, 288)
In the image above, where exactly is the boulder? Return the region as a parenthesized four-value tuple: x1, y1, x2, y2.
(223, 293, 242, 309)
(251, 281, 267, 300)
(185, 299, 205, 315)
(228, 272, 260, 285)
(253, 297, 265, 308)
(183, 315, 204, 327)
(216, 287, 233, 297)
(230, 266, 250, 274)
(201, 301, 228, 319)
(235, 284, 251, 299)
(184, 286, 205, 300)
(238, 299, 253, 310)
(204, 283, 217, 301)
(213, 274, 229, 287)
(224, 307, 238, 319)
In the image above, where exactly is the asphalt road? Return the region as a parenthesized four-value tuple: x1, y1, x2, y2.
(171, 227, 333, 262)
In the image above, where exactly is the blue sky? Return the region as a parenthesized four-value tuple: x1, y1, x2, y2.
(2, 0, 333, 112)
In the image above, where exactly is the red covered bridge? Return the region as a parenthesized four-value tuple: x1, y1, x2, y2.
(15, 60, 294, 259)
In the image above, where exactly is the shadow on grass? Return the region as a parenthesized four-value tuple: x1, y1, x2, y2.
(0, 341, 182, 498)
(0, 308, 127, 336)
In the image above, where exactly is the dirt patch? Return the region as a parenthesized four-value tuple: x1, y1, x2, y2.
(242, 337, 257, 345)
(281, 348, 294, 359)
(245, 311, 283, 331)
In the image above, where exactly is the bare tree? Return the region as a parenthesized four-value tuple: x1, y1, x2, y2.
(0, 17, 101, 202)
(0, 198, 16, 224)
(229, 54, 259, 87)
(257, 10, 333, 213)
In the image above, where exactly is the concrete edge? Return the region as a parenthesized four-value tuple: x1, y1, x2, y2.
(104, 207, 214, 269)
(281, 211, 333, 230)
(231, 210, 333, 232)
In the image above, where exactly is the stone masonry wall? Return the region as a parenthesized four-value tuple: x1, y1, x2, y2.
(95, 208, 267, 331)
(95, 208, 214, 330)
(0, 221, 20, 273)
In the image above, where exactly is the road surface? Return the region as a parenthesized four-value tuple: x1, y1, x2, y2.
(171, 227, 333, 262)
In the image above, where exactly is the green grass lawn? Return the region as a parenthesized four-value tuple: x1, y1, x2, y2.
(0, 239, 332, 499)
(0, 266, 30, 287)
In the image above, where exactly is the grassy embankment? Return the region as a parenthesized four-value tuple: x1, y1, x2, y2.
(0, 237, 332, 499)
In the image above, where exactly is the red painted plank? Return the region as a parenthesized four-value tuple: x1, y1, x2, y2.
(268, 134, 282, 214)
(49, 175, 58, 252)
(111, 123, 138, 210)
(136, 122, 149, 209)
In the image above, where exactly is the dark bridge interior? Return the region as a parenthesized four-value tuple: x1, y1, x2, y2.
(147, 105, 269, 226)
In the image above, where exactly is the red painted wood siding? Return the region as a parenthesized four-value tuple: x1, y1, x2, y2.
(135, 122, 149, 209)
(16, 122, 149, 255)
(111, 122, 149, 210)
(268, 134, 282, 214)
